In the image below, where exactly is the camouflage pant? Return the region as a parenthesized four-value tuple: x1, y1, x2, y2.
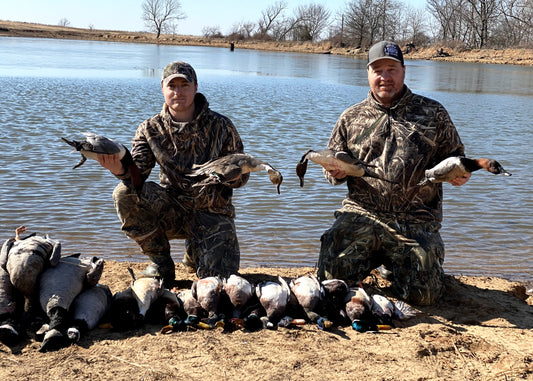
(317, 211, 445, 305)
(113, 182, 240, 278)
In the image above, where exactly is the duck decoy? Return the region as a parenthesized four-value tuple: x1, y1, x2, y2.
(187, 153, 283, 194)
(62, 132, 143, 191)
(418, 156, 511, 185)
(296, 149, 392, 187)
(256, 275, 291, 329)
(289, 274, 333, 330)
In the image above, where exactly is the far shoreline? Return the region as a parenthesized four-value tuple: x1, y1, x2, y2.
(1, 20, 533, 66)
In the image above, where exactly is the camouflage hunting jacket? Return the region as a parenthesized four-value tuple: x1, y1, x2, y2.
(118, 93, 248, 217)
(326, 86, 464, 223)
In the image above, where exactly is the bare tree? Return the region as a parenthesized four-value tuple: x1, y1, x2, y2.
(497, 0, 533, 45)
(427, 0, 468, 41)
(292, 4, 331, 41)
(464, 0, 499, 47)
(257, 1, 287, 39)
(58, 18, 70, 27)
(142, 0, 186, 38)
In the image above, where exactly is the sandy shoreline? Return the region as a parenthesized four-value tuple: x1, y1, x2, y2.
(1, 20, 533, 66)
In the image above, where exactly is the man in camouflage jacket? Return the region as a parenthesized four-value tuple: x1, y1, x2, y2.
(317, 42, 470, 305)
(98, 61, 248, 286)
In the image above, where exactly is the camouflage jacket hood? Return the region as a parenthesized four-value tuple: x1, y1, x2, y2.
(120, 92, 247, 217)
(326, 86, 465, 223)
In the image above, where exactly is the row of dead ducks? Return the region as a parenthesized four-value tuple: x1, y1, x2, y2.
(0, 229, 420, 352)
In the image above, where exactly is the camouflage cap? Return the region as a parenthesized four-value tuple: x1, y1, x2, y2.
(368, 41, 404, 66)
(161, 61, 198, 85)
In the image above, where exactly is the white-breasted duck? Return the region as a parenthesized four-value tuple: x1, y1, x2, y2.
(187, 153, 283, 194)
(296, 149, 393, 187)
(418, 156, 511, 185)
(289, 274, 333, 330)
(191, 276, 225, 328)
(62, 132, 143, 191)
(256, 275, 291, 329)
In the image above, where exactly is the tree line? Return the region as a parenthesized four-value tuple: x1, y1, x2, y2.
(142, 0, 533, 49)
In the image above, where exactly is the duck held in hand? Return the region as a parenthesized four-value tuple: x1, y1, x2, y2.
(187, 153, 283, 194)
(296, 149, 393, 187)
(418, 156, 511, 185)
(61, 132, 142, 190)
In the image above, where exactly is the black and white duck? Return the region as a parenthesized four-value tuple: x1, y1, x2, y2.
(418, 156, 511, 185)
(296, 149, 391, 187)
(62, 132, 143, 191)
(187, 153, 283, 194)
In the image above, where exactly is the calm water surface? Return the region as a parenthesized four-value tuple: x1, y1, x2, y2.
(0, 37, 531, 281)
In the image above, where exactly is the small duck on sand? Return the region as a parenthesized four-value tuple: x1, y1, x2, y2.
(187, 153, 283, 194)
(296, 149, 391, 187)
(418, 156, 511, 185)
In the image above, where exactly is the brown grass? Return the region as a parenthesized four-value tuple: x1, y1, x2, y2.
(1, 20, 532, 66)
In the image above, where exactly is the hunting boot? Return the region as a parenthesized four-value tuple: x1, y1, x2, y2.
(137, 229, 175, 288)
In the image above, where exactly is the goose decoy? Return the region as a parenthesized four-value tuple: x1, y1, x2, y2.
(289, 274, 333, 330)
(1, 226, 61, 324)
(38, 254, 104, 352)
(67, 283, 113, 343)
(255, 275, 291, 329)
(62, 132, 143, 191)
(418, 156, 511, 185)
(296, 149, 392, 187)
(187, 153, 283, 194)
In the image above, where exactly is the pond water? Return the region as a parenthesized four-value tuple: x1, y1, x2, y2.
(0, 37, 531, 281)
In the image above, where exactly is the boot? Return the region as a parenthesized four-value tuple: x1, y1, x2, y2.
(140, 253, 175, 288)
(136, 230, 175, 288)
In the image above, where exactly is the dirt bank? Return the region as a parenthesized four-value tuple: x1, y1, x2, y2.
(1, 20, 532, 66)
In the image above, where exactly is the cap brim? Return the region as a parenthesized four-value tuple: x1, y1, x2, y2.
(367, 57, 403, 67)
(162, 73, 193, 85)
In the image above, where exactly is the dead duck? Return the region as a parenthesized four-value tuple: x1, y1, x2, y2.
(191, 276, 225, 328)
(256, 275, 291, 329)
(62, 132, 143, 191)
(177, 289, 210, 330)
(346, 287, 393, 332)
(370, 294, 419, 326)
(67, 283, 113, 343)
(38, 254, 104, 352)
(187, 153, 283, 194)
(289, 274, 333, 330)
(321, 279, 349, 325)
(222, 274, 256, 323)
(296, 149, 392, 187)
(418, 156, 511, 185)
(108, 268, 164, 331)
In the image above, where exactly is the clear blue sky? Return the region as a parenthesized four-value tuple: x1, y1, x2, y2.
(0, 0, 427, 36)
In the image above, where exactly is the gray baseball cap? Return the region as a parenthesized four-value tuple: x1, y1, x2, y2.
(367, 41, 404, 66)
(161, 61, 198, 85)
